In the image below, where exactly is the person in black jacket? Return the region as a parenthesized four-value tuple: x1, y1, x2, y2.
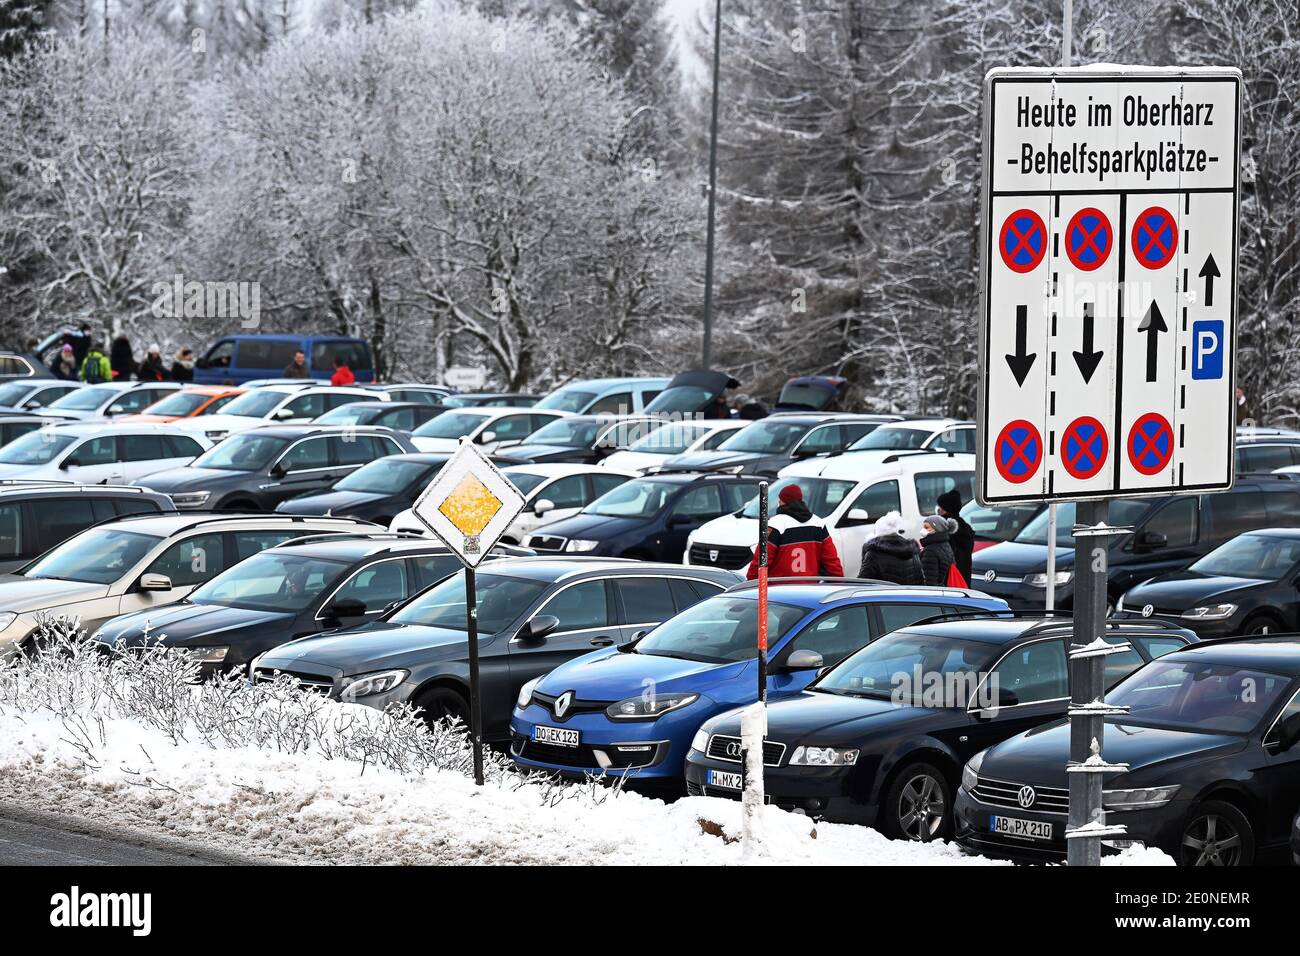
(858, 512, 924, 585)
(919, 515, 958, 586)
(936, 489, 974, 586)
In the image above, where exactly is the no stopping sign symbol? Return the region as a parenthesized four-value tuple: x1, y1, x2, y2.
(994, 420, 1043, 484)
(1131, 206, 1178, 270)
(1128, 413, 1174, 475)
(1061, 416, 1109, 480)
(999, 210, 1047, 273)
(1065, 208, 1113, 271)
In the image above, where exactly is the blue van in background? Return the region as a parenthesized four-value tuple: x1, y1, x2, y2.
(194, 335, 373, 385)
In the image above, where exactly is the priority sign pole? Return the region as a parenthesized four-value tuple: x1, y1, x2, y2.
(756, 480, 769, 704)
(465, 565, 484, 787)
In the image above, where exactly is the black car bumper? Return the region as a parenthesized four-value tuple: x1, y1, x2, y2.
(683, 749, 878, 826)
(969, 576, 1071, 611)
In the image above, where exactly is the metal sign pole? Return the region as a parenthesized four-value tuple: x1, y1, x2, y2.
(1045, 504, 1057, 611)
(466, 565, 485, 786)
(756, 480, 769, 703)
(1066, 500, 1103, 864)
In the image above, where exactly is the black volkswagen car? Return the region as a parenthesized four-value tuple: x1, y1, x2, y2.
(684, 616, 1196, 840)
(251, 558, 740, 738)
(659, 413, 898, 478)
(956, 637, 1300, 866)
(496, 414, 661, 465)
(525, 472, 763, 562)
(92, 534, 532, 673)
(1115, 529, 1300, 639)
(142, 425, 416, 511)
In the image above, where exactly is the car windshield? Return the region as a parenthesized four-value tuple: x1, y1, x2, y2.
(777, 383, 834, 410)
(961, 501, 1043, 542)
(502, 470, 550, 496)
(49, 385, 117, 411)
(220, 390, 287, 418)
(0, 382, 35, 405)
(740, 477, 856, 519)
(636, 597, 807, 663)
(25, 528, 162, 584)
(584, 478, 678, 518)
(816, 632, 1002, 704)
(389, 571, 547, 632)
(142, 391, 213, 417)
(189, 553, 349, 613)
(525, 419, 602, 447)
(1190, 533, 1300, 579)
(850, 425, 930, 450)
(0, 430, 76, 465)
(534, 388, 597, 413)
(191, 432, 290, 472)
(412, 411, 489, 439)
(644, 385, 716, 414)
(335, 458, 432, 495)
(1015, 500, 1152, 546)
(627, 422, 706, 455)
(1106, 660, 1295, 735)
(718, 421, 809, 454)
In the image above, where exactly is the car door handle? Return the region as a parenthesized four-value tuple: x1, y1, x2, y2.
(589, 637, 615, 647)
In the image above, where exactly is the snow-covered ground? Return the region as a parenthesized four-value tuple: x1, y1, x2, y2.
(0, 620, 1171, 866)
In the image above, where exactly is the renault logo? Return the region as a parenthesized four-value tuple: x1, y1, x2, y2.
(984, 570, 997, 583)
(1017, 785, 1036, 809)
(553, 691, 574, 719)
(724, 740, 743, 759)
(709, 549, 719, 563)
(1142, 604, 1154, 618)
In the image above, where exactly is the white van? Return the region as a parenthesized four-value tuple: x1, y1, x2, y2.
(683, 451, 976, 574)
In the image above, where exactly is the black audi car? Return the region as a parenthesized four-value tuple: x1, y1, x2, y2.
(141, 425, 417, 511)
(956, 637, 1300, 866)
(684, 616, 1196, 840)
(496, 414, 661, 465)
(1115, 529, 1300, 639)
(275, 452, 521, 526)
(92, 534, 531, 672)
(251, 558, 740, 738)
(659, 413, 898, 478)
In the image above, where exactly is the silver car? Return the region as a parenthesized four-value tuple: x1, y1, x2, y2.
(0, 512, 378, 655)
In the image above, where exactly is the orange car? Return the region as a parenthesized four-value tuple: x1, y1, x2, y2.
(118, 385, 245, 423)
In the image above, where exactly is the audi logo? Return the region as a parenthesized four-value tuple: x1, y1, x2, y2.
(1017, 785, 1036, 809)
(724, 741, 743, 759)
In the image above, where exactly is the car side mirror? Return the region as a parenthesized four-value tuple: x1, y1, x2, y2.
(139, 573, 173, 592)
(59, 457, 78, 470)
(478, 430, 497, 444)
(668, 513, 698, 527)
(268, 463, 287, 479)
(518, 614, 559, 643)
(839, 507, 870, 527)
(971, 686, 1019, 718)
(324, 597, 368, 621)
(783, 648, 824, 672)
(533, 498, 555, 517)
(1267, 712, 1300, 753)
(1135, 530, 1167, 551)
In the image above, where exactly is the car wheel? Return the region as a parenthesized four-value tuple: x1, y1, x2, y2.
(1240, 613, 1281, 636)
(1179, 801, 1254, 866)
(882, 762, 952, 842)
(413, 685, 470, 729)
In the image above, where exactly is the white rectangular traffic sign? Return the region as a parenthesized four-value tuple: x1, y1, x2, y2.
(976, 66, 1242, 505)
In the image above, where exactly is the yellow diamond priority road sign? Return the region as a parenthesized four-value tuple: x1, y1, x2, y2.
(410, 439, 526, 567)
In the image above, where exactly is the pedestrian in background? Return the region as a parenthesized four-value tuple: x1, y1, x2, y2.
(52, 344, 78, 380)
(936, 489, 974, 586)
(919, 515, 960, 587)
(109, 335, 135, 380)
(283, 350, 310, 379)
(1236, 387, 1251, 426)
(136, 344, 167, 381)
(171, 348, 195, 382)
(858, 512, 923, 584)
(330, 355, 355, 386)
(79, 340, 111, 383)
(746, 483, 843, 579)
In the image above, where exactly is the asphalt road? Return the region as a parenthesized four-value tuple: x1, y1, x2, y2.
(0, 805, 255, 866)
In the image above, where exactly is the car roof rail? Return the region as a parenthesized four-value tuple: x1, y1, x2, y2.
(725, 576, 890, 593)
(880, 449, 963, 464)
(271, 530, 432, 548)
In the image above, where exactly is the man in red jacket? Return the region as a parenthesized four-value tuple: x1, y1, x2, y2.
(330, 357, 356, 386)
(746, 483, 844, 579)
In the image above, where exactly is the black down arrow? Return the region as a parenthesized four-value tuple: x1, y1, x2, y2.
(1072, 302, 1104, 384)
(1005, 305, 1036, 387)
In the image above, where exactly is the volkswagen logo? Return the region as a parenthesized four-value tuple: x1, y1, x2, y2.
(724, 740, 743, 759)
(709, 549, 720, 563)
(553, 691, 574, 719)
(1141, 604, 1154, 618)
(1017, 785, 1036, 809)
(984, 569, 997, 583)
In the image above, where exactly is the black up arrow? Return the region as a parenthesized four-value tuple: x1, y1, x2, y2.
(1138, 301, 1168, 383)
(1072, 302, 1104, 384)
(1005, 305, 1036, 387)
(1199, 253, 1220, 307)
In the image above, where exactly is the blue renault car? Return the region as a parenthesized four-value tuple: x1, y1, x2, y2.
(509, 580, 1009, 787)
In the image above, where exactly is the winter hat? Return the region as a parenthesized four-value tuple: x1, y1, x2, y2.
(778, 484, 803, 505)
(147, 343, 161, 355)
(924, 515, 957, 535)
(60, 344, 73, 355)
(936, 489, 963, 514)
(872, 511, 908, 540)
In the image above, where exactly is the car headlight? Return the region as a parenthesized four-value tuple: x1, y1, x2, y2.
(961, 750, 986, 792)
(183, 645, 229, 664)
(1104, 785, 1181, 811)
(565, 539, 601, 553)
(340, 669, 408, 699)
(170, 491, 211, 508)
(690, 728, 709, 753)
(1115, 596, 1125, 613)
(605, 692, 699, 720)
(1023, 570, 1073, 588)
(204, 430, 228, 441)
(516, 676, 540, 710)
(0, 611, 17, 630)
(1181, 604, 1237, 620)
(789, 745, 859, 767)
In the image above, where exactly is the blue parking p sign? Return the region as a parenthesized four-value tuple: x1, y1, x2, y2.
(1192, 320, 1224, 380)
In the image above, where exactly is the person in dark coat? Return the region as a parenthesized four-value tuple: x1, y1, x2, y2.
(109, 335, 135, 380)
(171, 348, 195, 383)
(858, 512, 924, 585)
(136, 344, 167, 381)
(746, 483, 844, 579)
(919, 515, 958, 586)
(936, 489, 974, 586)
